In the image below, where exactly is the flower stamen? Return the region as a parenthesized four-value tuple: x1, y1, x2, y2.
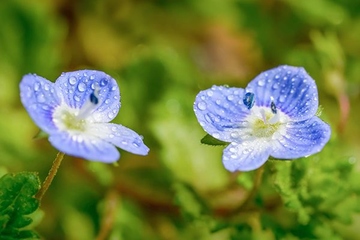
(77, 88, 100, 120)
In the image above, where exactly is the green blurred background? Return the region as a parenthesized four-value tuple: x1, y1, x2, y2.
(1, 0, 360, 239)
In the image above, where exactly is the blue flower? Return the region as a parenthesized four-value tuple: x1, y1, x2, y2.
(20, 70, 149, 162)
(194, 65, 331, 172)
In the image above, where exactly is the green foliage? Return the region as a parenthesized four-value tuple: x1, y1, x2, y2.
(201, 134, 229, 146)
(1, 0, 360, 239)
(0, 172, 41, 239)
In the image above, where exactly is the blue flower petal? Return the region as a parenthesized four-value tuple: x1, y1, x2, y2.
(87, 123, 149, 155)
(55, 70, 120, 122)
(271, 117, 331, 159)
(49, 132, 120, 162)
(223, 141, 271, 172)
(194, 86, 250, 142)
(20, 74, 62, 134)
(246, 65, 319, 121)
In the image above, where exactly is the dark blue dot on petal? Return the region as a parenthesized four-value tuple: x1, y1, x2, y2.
(90, 92, 99, 105)
(271, 101, 277, 114)
(243, 92, 255, 109)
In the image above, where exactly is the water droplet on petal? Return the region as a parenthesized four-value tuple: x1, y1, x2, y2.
(207, 90, 213, 97)
(44, 84, 50, 91)
(108, 112, 114, 119)
(230, 132, 239, 139)
(100, 78, 108, 87)
(111, 126, 117, 132)
(74, 95, 81, 102)
(258, 79, 265, 86)
(227, 95, 234, 101)
(77, 82, 86, 92)
(34, 82, 40, 91)
(197, 101, 207, 110)
(111, 86, 117, 91)
(90, 75, 95, 80)
(91, 83, 95, 90)
(105, 99, 110, 104)
(272, 82, 279, 90)
(243, 148, 251, 154)
(213, 133, 220, 139)
(37, 94, 45, 103)
(69, 76, 77, 85)
(279, 95, 286, 103)
(122, 140, 128, 145)
(109, 134, 114, 138)
(42, 105, 50, 110)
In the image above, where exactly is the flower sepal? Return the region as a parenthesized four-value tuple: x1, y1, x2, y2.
(33, 130, 49, 140)
(201, 134, 229, 146)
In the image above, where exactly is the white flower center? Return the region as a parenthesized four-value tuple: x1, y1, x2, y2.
(52, 90, 100, 133)
(231, 105, 289, 142)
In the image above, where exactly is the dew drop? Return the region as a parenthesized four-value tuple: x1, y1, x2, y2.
(44, 84, 50, 91)
(105, 99, 110, 104)
(216, 100, 221, 105)
(133, 140, 140, 147)
(279, 95, 286, 103)
(77, 82, 86, 92)
(227, 94, 234, 101)
(111, 86, 117, 91)
(100, 78, 108, 87)
(207, 90, 213, 97)
(90, 75, 95, 80)
(34, 82, 40, 91)
(37, 94, 45, 103)
(230, 132, 239, 139)
(272, 82, 279, 90)
(69, 76, 77, 85)
(122, 140, 128, 145)
(213, 133, 220, 139)
(229, 147, 236, 153)
(42, 105, 50, 110)
(109, 134, 114, 138)
(74, 95, 81, 102)
(111, 126, 117, 132)
(257, 79, 265, 86)
(197, 101, 207, 110)
(91, 83, 96, 90)
(108, 112, 114, 119)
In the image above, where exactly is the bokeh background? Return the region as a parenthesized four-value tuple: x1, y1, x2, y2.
(1, 0, 360, 239)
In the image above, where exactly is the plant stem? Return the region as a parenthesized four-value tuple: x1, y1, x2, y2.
(96, 190, 119, 240)
(36, 152, 65, 201)
(234, 165, 265, 213)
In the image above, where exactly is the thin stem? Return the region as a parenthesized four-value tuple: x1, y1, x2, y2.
(96, 190, 119, 240)
(233, 165, 265, 214)
(36, 152, 65, 201)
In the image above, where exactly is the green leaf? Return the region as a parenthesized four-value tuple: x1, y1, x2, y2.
(201, 134, 229, 146)
(0, 172, 41, 239)
(272, 162, 310, 224)
(173, 182, 210, 221)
